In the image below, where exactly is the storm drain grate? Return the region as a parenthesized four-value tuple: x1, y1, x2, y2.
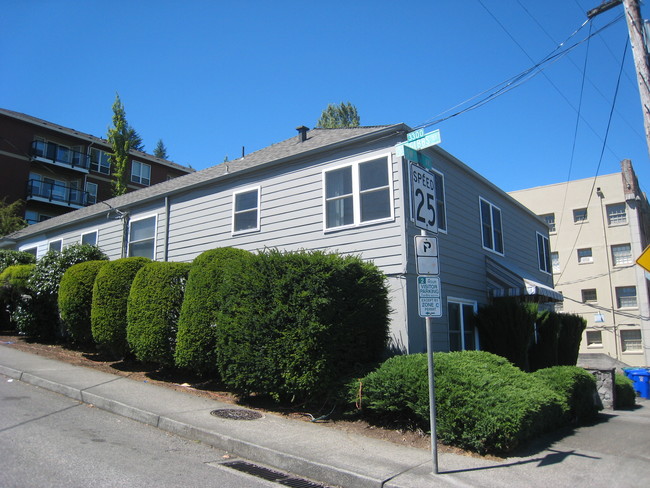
(221, 460, 333, 488)
(210, 408, 263, 420)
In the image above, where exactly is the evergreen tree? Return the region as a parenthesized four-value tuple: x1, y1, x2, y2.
(316, 102, 360, 128)
(0, 199, 27, 237)
(107, 94, 141, 196)
(153, 139, 169, 159)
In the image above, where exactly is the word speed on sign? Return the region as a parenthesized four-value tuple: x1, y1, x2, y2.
(409, 163, 438, 233)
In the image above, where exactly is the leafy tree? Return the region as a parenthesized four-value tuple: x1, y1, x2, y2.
(0, 198, 27, 237)
(153, 139, 169, 159)
(316, 102, 360, 128)
(107, 93, 143, 196)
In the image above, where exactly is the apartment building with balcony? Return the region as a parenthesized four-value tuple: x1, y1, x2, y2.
(0, 108, 193, 235)
(510, 160, 650, 367)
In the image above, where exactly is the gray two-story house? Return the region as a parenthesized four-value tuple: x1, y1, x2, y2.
(0, 123, 560, 354)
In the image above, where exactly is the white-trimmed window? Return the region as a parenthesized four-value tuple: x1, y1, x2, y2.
(90, 148, 111, 175)
(551, 252, 560, 273)
(323, 156, 393, 230)
(577, 248, 593, 264)
(23, 247, 37, 257)
(621, 329, 642, 352)
(573, 208, 588, 223)
(85, 181, 98, 205)
(48, 240, 62, 252)
(479, 198, 503, 254)
(128, 216, 156, 259)
(537, 232, 551, 273)
(81, 230, 98, 246)
(586, 330, 602, 347)
(542, 213, 556, 233)
(606, 203, 627, 226)
(232, 187, 260, 233)
(616, 286, 637, 308)
(131, 161, 151, 186)
(612, 243, 632, 266)
(448, 299, 478, 351)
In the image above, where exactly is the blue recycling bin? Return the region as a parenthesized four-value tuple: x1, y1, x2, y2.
(625, 369, 650, 399)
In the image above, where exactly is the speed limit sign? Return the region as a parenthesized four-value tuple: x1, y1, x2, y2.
(409, 163, 438, 233)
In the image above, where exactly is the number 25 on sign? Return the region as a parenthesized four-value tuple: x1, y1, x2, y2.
(410, 163, 438, 233)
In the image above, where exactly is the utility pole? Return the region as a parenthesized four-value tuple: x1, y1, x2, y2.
(588, 0, 650, 160)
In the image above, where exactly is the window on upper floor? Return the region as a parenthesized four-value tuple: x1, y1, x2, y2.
(616, 286, 637, 308)
(612, 243, 632, 266)
(573, 208, 588, 223)
(85, 182, 98, 205)
(551, 252, 560, 273)
(542, 213, 556, 233)
(479, 198, 503, 255)
(581, 288, 597, 303)
(621, 329, 642, 352)
(577, 248, 593, 264)
(131, 161, 151, 186)
(128, 216, 156, 259)
(606, 203, 627, 226)
(232, 187, 260, 234)
(537, 232, 552, 274)
(586, 330, 602, 347)
(323, 156, 393, 230)
(90, 148, 111, 175)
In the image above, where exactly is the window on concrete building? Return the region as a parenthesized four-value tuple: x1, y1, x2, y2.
(128, 216, 156, 259)
(621, 329, 642, 352)
(611, 243, 632, 266)
(573, 208, 588, 223)
(324, 156, 393, 230)
(232, 187, 260, 233)
(616, 286, 637, 308)
(581, 288, 597, 303)
(551, 252, 560, 273)
(606, 203, 627, 226)
(131, 161, 151, 186)
(537, 232, 551, 274)
(479, 198, 504, 254)
(577, 248, 593, 264)
(542, 213, 556, 233)
(586, 330, 603, 347)
(448, 299, 478, 352)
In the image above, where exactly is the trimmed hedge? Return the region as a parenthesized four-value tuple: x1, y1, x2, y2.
(354, 351, 565, 454)
(615, 373, 636, 409)
(532, 366, 600, 422)
(0, 250, 35, 274)
(557, 313, 586, 366)
(528, 310, 561, 371)
(174, 247, 254, 375)
(58, 260, 109, 346)
(215, 249, 390, 403)
(91, 257, 150, 358)
(0, 264, 35, 330)
(127, 261, 191, 367)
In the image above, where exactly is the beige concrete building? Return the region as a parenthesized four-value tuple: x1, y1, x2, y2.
(510, 160, 650, 367)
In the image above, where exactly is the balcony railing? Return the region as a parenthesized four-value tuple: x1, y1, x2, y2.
(30, 140, 90, 171)
(26, 179, 93, 208)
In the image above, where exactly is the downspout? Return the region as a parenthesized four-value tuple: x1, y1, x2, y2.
(164, 196, 170, 262)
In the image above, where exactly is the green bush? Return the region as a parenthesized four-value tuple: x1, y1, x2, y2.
(127, 261, 190, 367)
(532, 366, 600, 422)
(174, 247, 254, 375)
(615, 373, 636, 409)
(528, 310, 561, 372)
(474, 299, 537, 371)
(0, 264, 35, 330)
(354, 351, 565, 454)
(18, 244, 108, 340)
(58, 261, 109, 346)
(91, 257, 150, 358)
(215, 249, 390, 403)
(557, 313, 586, 366)
(0, 250, 35, 274)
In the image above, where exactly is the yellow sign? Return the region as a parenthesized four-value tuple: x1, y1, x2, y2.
(636, 245, 650, 272)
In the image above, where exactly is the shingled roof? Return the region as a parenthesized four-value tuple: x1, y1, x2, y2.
(2, 124, 407, 242)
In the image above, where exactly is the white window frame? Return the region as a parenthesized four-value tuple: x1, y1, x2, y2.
(586, 330, 603, 348)
(131, 161, 151, 186)
(90, 148, 111, 175)
(551, 251, 560, 273)
(611, 243, 633, 266)
(542, 213, 556, 233)
(447, 298, 479, 352)
(85, 181, 98, 205)
(621, 329, 642, 352)
(322, 155, 394, 231)
(128, 215, 157, 260)
(81, 230, 98, 246)
(537, 232, 552, 274)
(577, 248, 593, 264)
(48, 239, 62, 252)
(232, 186, 261, 234)
(479, 197, 504, 255)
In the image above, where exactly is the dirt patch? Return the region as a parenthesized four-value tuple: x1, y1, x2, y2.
(0, 331, 480, 457)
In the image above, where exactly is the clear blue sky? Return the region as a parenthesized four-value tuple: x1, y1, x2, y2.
(2, 0, 649, 193)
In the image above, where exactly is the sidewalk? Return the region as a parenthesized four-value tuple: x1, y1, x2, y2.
(1, 343, 649, 488)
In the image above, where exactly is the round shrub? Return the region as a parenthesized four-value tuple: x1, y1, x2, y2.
(174, 247, 254, 375)
(58, 260, 109, 346)
(127, 261, 190, 367)
(532, 366, 600, 423)
(91, 257, 150, 358)
(0, 264, 35, 330)
(615, 373, 636, 409)
(215, 249, 390, 403)
(355, 351, 565, 454)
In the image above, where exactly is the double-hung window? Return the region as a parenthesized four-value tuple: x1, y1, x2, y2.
(479, 198, 503, 254)
(537, 232, 551, 273)
(131, 161, 151, 185)
(324, 156, 393, 230)
(232, 187, 260, 233)
(128, 216, 156, 259)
